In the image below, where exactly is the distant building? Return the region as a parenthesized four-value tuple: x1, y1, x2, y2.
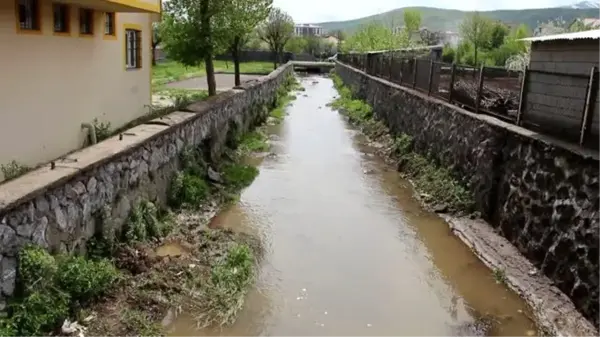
(295, 24, 324, 37)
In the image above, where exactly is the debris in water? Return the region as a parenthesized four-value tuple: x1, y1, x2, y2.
(296, 313, 301, 318)
(517, 309, 523, 314)
(528, 269, 538, 276)
(367, 323, 372, 327)
(320, 323, 325, 327)
(296, 296, 303, 300)
(302, 288, 307, 292)
(526, 330, 536, 336)
(324, 311, 328, 315)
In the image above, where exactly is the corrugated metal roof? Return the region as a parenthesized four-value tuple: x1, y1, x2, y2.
(520, 29, 600, 42)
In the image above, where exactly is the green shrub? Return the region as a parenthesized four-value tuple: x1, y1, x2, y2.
(55, 256, 118, 301)
(92, 118, 112, 142)
(10, 289, 70, 336)
(180, 146, 206, 176)
(124, 200, 171, 242)
(18, 245, 57, 292)
(168, 172, 210, 209)
(222, 163, 259, 190)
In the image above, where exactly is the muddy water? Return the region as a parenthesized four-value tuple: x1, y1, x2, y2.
(168, 76, 538, 336)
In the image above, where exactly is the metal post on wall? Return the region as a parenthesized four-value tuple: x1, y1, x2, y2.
(448, 63, 456, 103)
(579, 66, 599, 146)
(516, 66, 530, 126)
(412, 58, 418, 89)
(427, 59, 435, 96)
(475, 65, 485, 113)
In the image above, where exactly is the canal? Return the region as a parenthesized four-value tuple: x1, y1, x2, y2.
(169, 75, 538, 336)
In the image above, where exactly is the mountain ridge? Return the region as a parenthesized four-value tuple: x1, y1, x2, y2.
(317, 6, 600, 33)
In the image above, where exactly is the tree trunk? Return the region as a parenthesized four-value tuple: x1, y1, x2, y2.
(200, 0, 216, 96)
(232, 37, 241, 86)
(204, 54, 217, 96)
(152, 45, 157, 66)
(273, 49, 277, 70)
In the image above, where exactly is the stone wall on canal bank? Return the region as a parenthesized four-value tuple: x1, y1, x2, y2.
(0, 63, 294, 309)
(335, 61, 599, 329)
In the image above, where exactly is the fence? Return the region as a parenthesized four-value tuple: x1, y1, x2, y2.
(338, 52, 599, 149)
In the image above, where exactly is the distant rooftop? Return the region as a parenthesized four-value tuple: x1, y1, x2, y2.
(520, 29, 600, 42)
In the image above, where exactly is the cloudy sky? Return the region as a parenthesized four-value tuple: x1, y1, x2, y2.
(272, 0, 573, 23)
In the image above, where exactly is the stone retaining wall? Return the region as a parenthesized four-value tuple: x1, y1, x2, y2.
(335, 61, 600, 328)
(0, 63, 294, 309)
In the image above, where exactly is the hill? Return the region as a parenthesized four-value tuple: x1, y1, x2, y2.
(317, 6, 600, 33)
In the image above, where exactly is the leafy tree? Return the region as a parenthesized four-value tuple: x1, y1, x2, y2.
(459, 12, 493, 66)
(257, 8, 294, 69)
(403, 9, 422, 38)
(342, 23, 409, 52)
(332, 29, 346, 52)
(161, 0, 229, 96)
(488, 21, 509, 49)
(285, 36, 307, 54)
(305, 36, 323, 56)
(419, 28, 441, 46)
(222, 0, 272, 86)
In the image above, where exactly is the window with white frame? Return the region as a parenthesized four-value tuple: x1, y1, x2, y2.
(125, 29, 142, 69)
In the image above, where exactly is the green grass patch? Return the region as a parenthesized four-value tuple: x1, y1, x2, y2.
(190, 243, 256, 328)
(238, 130, 269, 153)
(1, 245, 119, 336)
(152, 61, 273, 90)
(222, 163, 259, 191)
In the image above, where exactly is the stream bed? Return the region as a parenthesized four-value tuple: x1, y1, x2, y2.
(167, 75, 538, 336)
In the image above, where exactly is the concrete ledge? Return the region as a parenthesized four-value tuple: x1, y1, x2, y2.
(443, 215, 598, 337)
(0, 62, 293, 216)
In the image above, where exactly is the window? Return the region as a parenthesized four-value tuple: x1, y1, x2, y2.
(104, 12, 115, 35)
(125, 29, 142, 69)
(53, 4, 69, 33)
(17, 0, 40, 31)
(79, 8, 94, 35)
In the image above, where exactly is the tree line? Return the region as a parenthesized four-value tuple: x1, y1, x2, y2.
(153, 0, 296, 96)
(337, 9, 597, 70)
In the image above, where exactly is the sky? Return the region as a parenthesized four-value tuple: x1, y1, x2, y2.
(272, 0, 575, 23)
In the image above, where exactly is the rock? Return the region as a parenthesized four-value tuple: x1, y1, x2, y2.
(32, 216, 49, 248)
(35, 196, 50, 213)
(87, 177, 97, 194)
(207, 167, 222, 183)
(16, 221, 35, 238)
(1, 257, 17, 296)
(433, 204, 448, 213)
(0, 225, 17, 255)
(55, 206, 68, 231)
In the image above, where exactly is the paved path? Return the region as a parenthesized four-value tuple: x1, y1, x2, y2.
(166, 73, 262, 91)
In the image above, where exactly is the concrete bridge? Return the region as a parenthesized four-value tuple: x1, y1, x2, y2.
(291, 61, 335, 73)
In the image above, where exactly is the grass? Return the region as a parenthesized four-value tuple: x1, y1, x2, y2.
(330, 73, 475, 213)
(269, 74, 301, 123)
(0, 160, 30, 181)
(152, 60, 274, 91)
(493, 268, 507, 284)
(238, 130, 269, 153)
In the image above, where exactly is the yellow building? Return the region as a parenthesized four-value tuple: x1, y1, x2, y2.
(0, 0, 160, 179)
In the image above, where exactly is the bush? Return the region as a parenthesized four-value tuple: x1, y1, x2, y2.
(442, 46, 455, 63)
(222, 164, 259, 190)
(168, 172, 210, 209)
(124, 200, 172, 242)
(18, 245, 57, 292)
(55, 256, 118, 301)
(10, 289, 70, 336)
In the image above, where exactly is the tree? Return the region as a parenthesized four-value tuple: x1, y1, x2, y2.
(403, 9, 421, 39)
(152, 22, 161, 66)
(222, 0, 272, 86)
(488, 21, 509, 49)
(305, 36, 323, 56)
(342, 23, 409, 52)
(285, 36, 307, 54)
(257, 8, 294, 69)
(459, 12, 493, 66)
(161, 0, 229, 96)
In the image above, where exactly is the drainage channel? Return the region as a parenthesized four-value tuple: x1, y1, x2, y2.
(167, 74, 538, 336)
